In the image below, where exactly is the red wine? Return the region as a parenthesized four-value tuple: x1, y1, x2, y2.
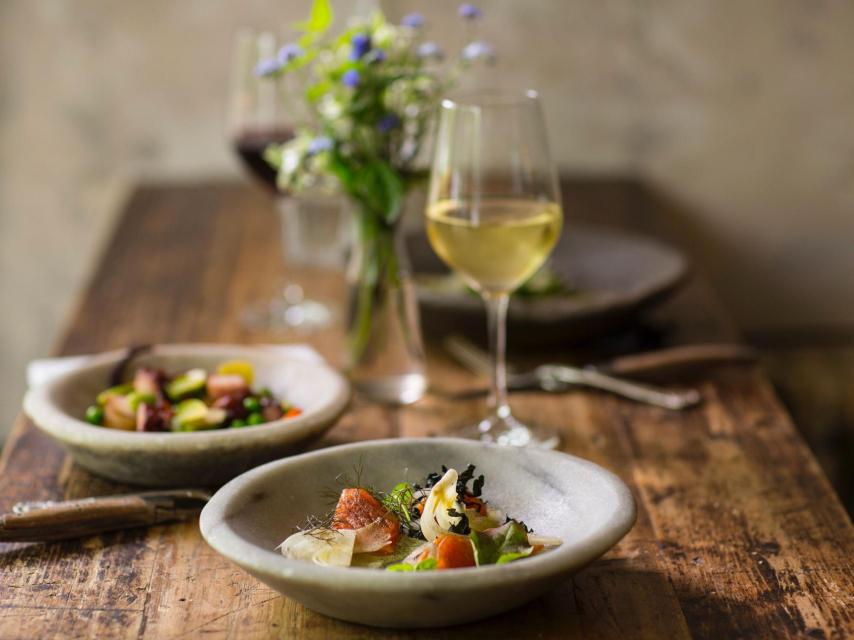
(232, 128, 295, 192)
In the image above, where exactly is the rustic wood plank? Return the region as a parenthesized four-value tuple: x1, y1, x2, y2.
(0, 181, 851, 639)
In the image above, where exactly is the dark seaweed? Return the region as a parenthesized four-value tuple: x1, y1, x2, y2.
(505, 515, 533, 533)
(456, 464, 485, 498)
(416, 463, 485, 502)
(446, 508, 471, 535)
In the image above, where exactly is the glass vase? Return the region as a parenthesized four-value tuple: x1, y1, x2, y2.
(346, 204, 426, 405)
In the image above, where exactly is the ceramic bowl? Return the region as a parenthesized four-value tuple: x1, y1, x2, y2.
(199, 438, 636, 628)
(23, 344, 350, 487)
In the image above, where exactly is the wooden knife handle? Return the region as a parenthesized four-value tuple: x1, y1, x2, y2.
(604, 344, 758, 379)
(0, 496, 159, 542)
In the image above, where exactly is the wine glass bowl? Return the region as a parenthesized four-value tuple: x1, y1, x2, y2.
(426, 90, 563, 448)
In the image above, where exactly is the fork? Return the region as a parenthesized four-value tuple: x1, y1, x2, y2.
(442, 335, 702, 411)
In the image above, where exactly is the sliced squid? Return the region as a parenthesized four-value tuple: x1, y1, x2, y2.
(419, 468, 465, 541)
(278, 528, 356, 567)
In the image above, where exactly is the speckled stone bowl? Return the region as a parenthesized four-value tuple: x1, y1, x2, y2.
(23, 345, 350, 487)
(200, 438, 636, 628)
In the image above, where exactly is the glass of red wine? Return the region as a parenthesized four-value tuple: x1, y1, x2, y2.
(228, 28, 349, 331)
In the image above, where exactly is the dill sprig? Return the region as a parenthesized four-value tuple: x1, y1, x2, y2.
(295, 510, 339, 542)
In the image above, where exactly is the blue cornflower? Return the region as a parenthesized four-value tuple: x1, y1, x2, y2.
(277, 43, 303, 65)
(458, 3, 482, 19)
(461, 40, 495, 62)
(377, 113, 401, 133)
(254, 58, 282, 77)
(417, 41, 444, 61)
(307, 136, 334, 155)
(367, 49, 386, 64)
(350, 33, 371, 61)
(342, 69, 361, 87)
(401, 13, 425, 28)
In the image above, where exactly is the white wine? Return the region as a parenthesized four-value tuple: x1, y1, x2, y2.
(426, 198, 562, 295)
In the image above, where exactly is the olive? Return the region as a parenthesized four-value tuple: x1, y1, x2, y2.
(243, 396, 261, 413)
(246, 412, 264, 426)
(85, 405, 104, 425)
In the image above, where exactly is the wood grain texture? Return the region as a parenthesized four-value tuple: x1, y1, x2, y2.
(0, 181, 851, 639)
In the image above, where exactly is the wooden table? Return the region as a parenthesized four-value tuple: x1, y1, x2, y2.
(1, 181, 852, 639)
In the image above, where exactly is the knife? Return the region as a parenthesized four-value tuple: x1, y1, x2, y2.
(0, 489, 211, 542)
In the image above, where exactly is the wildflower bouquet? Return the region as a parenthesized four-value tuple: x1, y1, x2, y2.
(259, 0, 492, 397)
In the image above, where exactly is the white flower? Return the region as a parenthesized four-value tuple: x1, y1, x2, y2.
(318, 94, 343, 121)
(281, 146, 301, 176)
(372, 23, 398, 49)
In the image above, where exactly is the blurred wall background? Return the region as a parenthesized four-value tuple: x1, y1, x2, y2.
(1, 0, 853, 440)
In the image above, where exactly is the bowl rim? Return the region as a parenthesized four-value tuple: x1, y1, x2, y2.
(23, 343, 351, 448)
(199, 437, 637, 591)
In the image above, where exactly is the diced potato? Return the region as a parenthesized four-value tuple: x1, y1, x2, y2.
(103, 395, 136, 430)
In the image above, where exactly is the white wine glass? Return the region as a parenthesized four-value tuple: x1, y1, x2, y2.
(426, 90, 563, 448)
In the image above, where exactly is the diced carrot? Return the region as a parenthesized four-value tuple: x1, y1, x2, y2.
(333, 488, 400, 554)
(434, 533, 476, 569)
(284, 407, 302, 418)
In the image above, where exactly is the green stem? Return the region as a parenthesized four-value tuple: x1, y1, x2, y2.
(347, 206, 400, 367)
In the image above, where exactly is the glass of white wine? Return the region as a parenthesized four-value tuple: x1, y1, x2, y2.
(426, 90, 563, 448)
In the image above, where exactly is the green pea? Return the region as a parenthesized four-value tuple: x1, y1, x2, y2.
(247, 412, 264, 426)
(243, 396, 261, 412)
(258, 387, 272, 398)
(230, 419, 247, 429)
(85, 405, 104, 425)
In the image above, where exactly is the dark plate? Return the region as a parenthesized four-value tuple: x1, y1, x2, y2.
(407, 224, 689, 345)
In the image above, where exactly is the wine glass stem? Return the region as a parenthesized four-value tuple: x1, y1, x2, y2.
(276, 196, 293, 266)
(485, 293, 511, 420)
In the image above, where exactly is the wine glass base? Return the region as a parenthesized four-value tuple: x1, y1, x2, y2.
(449, 413, 560, 450)
(241, 297, 333, 332)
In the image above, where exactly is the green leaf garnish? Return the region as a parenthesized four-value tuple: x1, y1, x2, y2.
(385, 557, 437, 572)
(381, 482, 414, 524)
(415, 558, 437, 571)
(496, 551, 532, 564)
(469, 521, 533, 566)
(294, 0, 333, 35)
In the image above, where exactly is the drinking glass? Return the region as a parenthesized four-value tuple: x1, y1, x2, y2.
(228, 28, 350, 331)
(426, 90, 563, 448)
